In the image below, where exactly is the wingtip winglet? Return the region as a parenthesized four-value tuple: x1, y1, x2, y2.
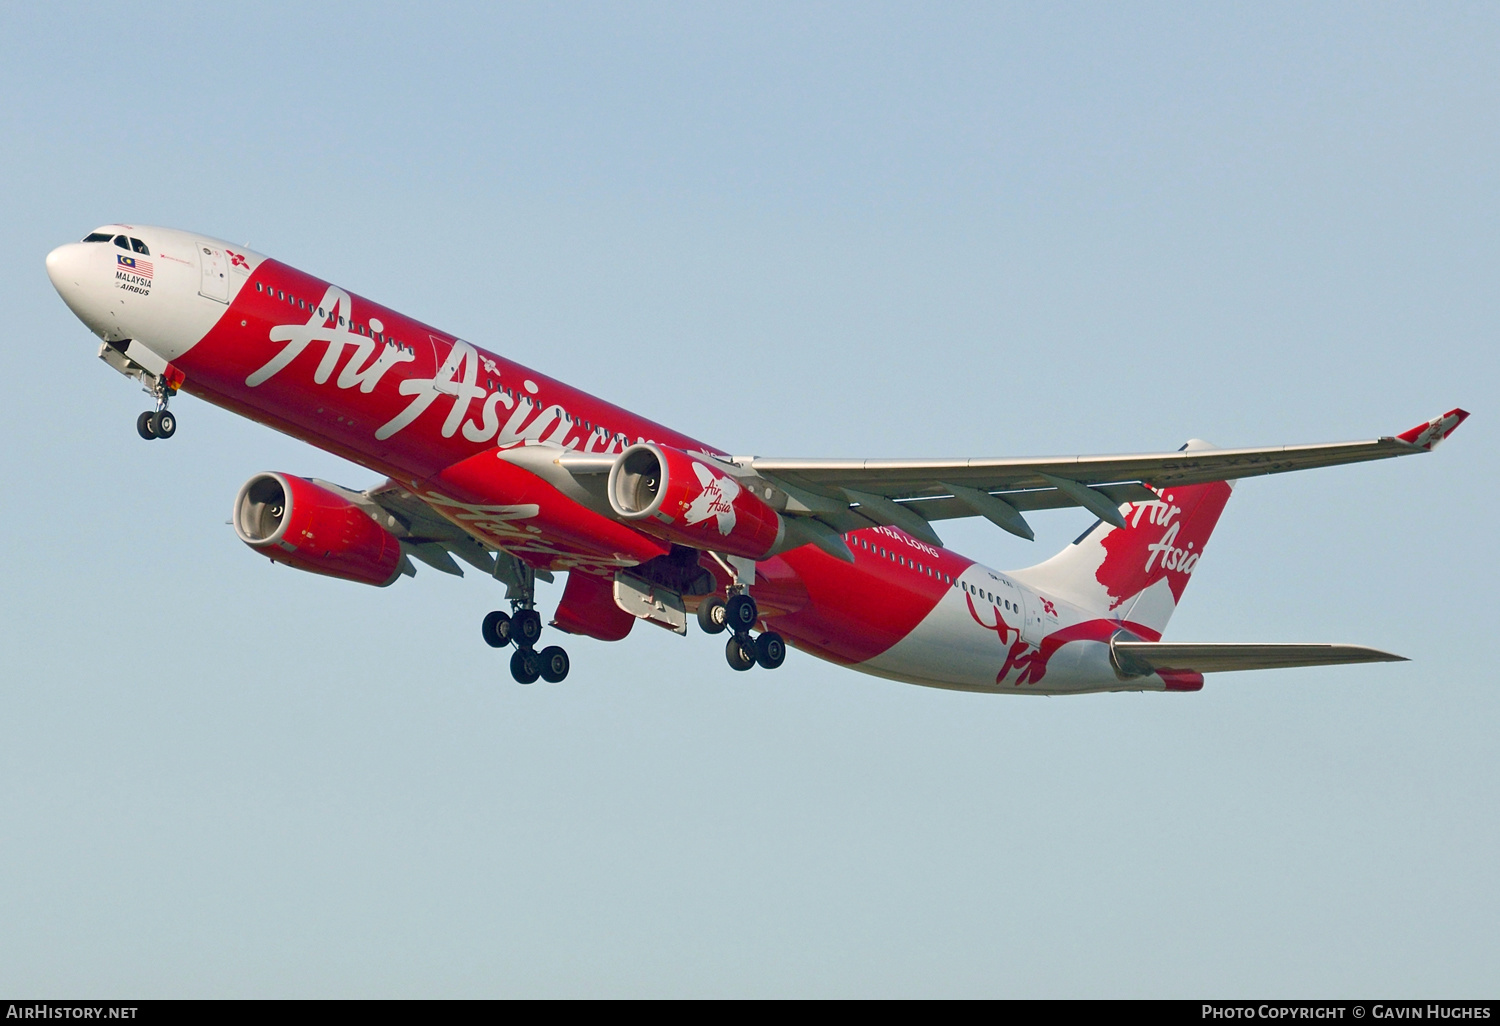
(1396, 408, 1469, 450)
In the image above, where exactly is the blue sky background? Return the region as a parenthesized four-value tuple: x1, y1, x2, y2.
(1, 2, 1495, 997)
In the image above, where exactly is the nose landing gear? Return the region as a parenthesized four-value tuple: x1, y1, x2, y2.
(135, 377, 178, 440)
(480, 561, 570, 685)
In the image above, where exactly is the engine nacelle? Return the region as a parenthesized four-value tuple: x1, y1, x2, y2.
(608, 443, 783, 559)
(233, 473, 403, 587)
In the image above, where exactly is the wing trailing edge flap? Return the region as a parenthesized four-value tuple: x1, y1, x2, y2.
(758, 469, 1151, 546)
(1111, 640, 1407, 676)
(402, 541, 465, 576)
(359, 478, 560, 582)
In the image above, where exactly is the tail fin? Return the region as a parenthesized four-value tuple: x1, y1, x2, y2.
(1009, 440, 1233, 639)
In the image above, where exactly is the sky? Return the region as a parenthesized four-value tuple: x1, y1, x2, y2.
(0, 1, 1496, 998)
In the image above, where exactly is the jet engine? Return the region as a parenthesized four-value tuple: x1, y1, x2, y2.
(608, 443, 783, 559)
(233, 473, 404, 586)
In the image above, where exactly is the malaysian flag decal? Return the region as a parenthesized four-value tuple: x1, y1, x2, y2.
(117, 254, 153, 279)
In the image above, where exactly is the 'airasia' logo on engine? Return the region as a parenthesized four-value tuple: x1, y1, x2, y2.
(683, 463, 739, 536)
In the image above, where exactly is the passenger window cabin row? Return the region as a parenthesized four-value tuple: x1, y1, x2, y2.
(854, 534, 951, 583)
(255, 280, 416, 354)
(850, 533, 1023, 613)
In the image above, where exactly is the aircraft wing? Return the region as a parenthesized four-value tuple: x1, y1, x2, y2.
(311, 477, 555, 591)
(741, 408, 1468, 543)
(1111, 641, 1407, 675)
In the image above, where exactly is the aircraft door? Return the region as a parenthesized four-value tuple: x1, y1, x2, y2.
(198, 242, 229, 303)
(1019, 587, 1057, 646)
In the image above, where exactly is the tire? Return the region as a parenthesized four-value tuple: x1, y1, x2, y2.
(514, 609, 543, 649)
(697, 596, 728, 635)
(151, 410, 176, 438)
(510, 648, 541, 684)
(481, 610, 512, 648)
(755, 631, 787, 670)
(725, 635, 757, 672)
(539, 645, 570, 684)
(136, 411, 156, 440)
(725, 593, 759, 633)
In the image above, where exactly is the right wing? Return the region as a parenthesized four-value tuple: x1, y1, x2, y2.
(318, 408, 1471, 578)
(739, 408, 1469, 544)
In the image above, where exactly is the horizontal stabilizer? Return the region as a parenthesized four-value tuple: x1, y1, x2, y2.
(1112, 640, 1407, 675)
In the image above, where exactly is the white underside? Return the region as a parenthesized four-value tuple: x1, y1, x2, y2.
(850, 563, 1170, 695)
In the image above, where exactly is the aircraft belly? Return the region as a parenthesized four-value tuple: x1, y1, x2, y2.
(850, 576, 1168, 694)
(856, 586, 1013, 689)
(768, 534, 964, 666)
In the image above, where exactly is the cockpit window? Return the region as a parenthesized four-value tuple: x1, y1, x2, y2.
(113, 235, 130, 250)
(130, 238, 149, 255)
(82, 232, 113, 243)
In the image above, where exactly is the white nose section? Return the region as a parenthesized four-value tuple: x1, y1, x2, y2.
(46, 242, 102, 314)
(46, 242, 114, 337)
(45, 243, 84, 296)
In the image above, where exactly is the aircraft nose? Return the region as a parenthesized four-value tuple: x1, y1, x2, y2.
(46, 242, 87, 298)
(46, 240, 114, 334)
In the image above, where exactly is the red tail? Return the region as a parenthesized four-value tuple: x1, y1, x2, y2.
(1094, 480, 1232, 614)
(1011, 441, 1233, 637)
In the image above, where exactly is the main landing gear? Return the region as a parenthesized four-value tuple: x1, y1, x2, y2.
(697, 592, 787, 672)
(481, 566, 569, 685)
(136, 378, 177, 440)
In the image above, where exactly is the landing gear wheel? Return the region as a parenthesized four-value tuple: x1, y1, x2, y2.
(539, 646, 570, 683)
(725, 634, 757, 672)
(725, 593, 759, 633)
(136, 411, 157, 440)
(697, 596, 728, 635)
(481, 610, 513, 648)
(151, 410, 176, 438)
(513, 609, 543, 649)
(510, 648, 541, 684)
(755, 631, 787, 670)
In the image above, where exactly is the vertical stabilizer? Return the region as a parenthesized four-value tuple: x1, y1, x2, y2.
(1009, 441, 1233, 639)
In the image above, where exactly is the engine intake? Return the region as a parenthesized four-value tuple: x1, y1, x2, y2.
(234, 473, 403, 587)
(608, 443, 783, 560)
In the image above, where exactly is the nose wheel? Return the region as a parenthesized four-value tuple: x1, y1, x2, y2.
(136, 409, 176, 440)
(136, 376, 178, 440)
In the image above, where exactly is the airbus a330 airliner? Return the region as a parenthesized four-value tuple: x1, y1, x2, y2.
(46, 224, 1467, 691)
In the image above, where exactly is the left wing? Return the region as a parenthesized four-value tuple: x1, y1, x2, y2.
(355, 479, 553, 591)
